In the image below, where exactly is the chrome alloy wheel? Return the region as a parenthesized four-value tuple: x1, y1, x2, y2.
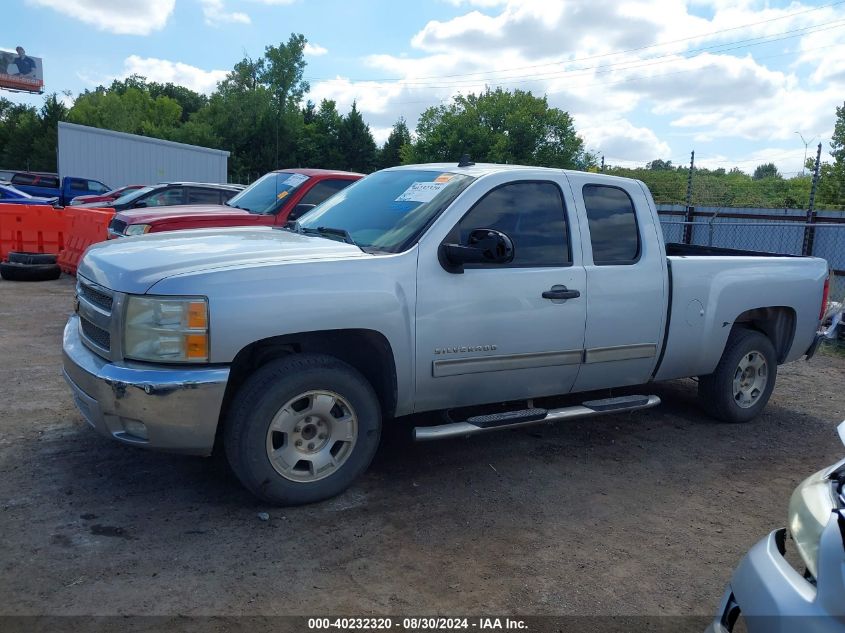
(732, 351, 769, 409)
(265, 390, 358, 482)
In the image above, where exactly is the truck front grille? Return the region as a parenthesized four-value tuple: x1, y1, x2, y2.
(109, 218, 127, 235)
(79, 283, 113, 311)
(76, 277, 117, 359)
(80, 317, 111, 351)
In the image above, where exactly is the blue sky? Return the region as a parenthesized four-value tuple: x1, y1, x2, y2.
(5, 0, 845, 174)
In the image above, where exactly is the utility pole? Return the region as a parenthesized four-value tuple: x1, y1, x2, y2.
(802, 142, 822, 256)
(795, 131, 815, 177)
(683, 150, 695, 244)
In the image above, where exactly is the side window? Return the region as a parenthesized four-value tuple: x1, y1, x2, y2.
(11, 173, 36, 185)
(186, 187, 222, 204)
(299, 179, 353, 206)
(583, 185, 640, 265)
(88, 180, 110, 194)
(70, 179, 88, 191)
(143, 188, 183, 207)
(455, 181, 570, 267)
(220, 189, 238, 203)
(41, 176, 60, 188)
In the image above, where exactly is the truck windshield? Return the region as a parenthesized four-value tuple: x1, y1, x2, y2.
(298, 170, 474, 253)
(226, 172, 310, 215)
(111, 186, 153, 205)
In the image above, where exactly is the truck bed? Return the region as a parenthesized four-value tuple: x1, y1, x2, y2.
(665, 242, 803, 258)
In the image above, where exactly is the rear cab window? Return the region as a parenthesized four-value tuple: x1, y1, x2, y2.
(299, 179, 354, 206)
(582, 184, 640, 265)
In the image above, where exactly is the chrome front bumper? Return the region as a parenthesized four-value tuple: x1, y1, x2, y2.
(62, 315, 230, 455)
(705, 527, 845, 633)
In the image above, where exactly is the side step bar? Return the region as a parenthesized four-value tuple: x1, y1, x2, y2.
(413, 394, 661, 441)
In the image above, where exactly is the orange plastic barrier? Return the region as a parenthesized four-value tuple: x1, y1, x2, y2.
(56, 207, 115, 275)
(0, 204, 68, 261)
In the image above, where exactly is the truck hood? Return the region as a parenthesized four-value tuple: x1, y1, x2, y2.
(79, 226, 368, 294)
(114, 204, 251, 224)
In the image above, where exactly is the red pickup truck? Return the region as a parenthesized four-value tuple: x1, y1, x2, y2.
(107, 168, 362, 237)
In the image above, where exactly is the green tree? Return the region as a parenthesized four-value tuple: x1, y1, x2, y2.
(752, 163, 781, 180)
(378, 117, 411, 169)
(298, 99, 345, 168)
(260, 34, 310, 168)
(0, 101, 40, 170)
(408, 87, 592, 168)
(646, 159, 673, 170)
(68, 85, 182, 138)
(28, 93, 68, 171)
(196, 55, 276, 182)
(338, 101, 377, 173)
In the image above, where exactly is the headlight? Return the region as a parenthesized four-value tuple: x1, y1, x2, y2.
(124, 296, 209, 363)
(787, 466, 840, 578)
(125, 224, 151, 236)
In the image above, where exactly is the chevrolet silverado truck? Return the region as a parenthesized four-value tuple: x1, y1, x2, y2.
(106, 169, 362, 237)
(62, 162, 830, 505)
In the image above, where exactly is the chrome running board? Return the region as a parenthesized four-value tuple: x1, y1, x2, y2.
(413, 394, 661, 441)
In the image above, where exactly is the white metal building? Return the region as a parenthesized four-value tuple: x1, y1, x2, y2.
(57, 122, 229, 189)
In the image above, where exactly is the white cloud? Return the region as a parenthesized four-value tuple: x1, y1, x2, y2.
(27, 0, 175, 35)
(308, 0, 845, 169)
(247, 0, 297, 4)
(577, 118, 671, 165)
(200, 0, 250, 25)
(304, 43, 328, 56)
(122, 55, 228, 94)
(442, 0, 508, 6)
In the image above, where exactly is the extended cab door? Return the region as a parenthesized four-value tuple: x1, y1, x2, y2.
(414, 174, 587, 412)
(564, 173, 668, 391)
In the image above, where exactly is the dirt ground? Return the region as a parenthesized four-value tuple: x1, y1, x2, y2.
(1, 275, 844, 627)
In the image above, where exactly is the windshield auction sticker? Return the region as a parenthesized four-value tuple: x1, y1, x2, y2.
(395, 181, 447, 203)
(283, 173, 310, 188)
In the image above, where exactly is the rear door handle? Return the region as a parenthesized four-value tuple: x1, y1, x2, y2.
(542, 286, 580, 300)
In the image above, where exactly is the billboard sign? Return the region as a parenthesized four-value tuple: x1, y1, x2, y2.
(0, 47, 44, 93)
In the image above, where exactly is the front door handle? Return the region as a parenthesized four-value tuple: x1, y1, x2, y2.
(542, 285, 581, 300)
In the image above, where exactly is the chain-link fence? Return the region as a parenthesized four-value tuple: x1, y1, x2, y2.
(656, 206, 845, 345)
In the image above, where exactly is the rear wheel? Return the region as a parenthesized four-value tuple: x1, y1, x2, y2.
(699, 328, 777, 423)
(224, 354, 381, 505)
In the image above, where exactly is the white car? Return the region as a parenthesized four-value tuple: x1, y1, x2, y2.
(706, 422, 845, 632)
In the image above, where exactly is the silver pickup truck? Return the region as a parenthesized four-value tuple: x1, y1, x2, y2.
(62, 162, 830, 505)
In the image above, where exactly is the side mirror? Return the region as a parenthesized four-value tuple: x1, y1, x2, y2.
(439, 228, 515, 274)
(287, 203, 315, 222)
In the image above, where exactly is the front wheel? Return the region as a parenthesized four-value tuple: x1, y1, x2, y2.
(698, 328, 777, 423)
(224, 354, 382, 505)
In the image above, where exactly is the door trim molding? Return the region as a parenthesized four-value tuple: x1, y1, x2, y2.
(584, 343, 656, 364)
(432, 349, 582, 378)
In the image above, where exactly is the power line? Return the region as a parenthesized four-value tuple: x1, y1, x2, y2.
(330, 19, 845, 90)
(305, 0, 845, 84)
(330, 39, 845, 108)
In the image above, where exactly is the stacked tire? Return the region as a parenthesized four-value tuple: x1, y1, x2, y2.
(0, 252, 62, 282)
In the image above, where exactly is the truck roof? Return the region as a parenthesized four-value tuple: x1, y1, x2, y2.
(384, 162, 638, 186)
(273, 168, 364, 177)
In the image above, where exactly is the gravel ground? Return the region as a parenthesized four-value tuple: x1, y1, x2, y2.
(1, 275, 843, 630)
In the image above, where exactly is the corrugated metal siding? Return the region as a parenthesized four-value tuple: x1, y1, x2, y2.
(57, 122, 229, 188)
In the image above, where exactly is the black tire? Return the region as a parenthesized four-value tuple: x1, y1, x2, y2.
(7, 251, 58, 265)
(699, 328, 777, 423)
(224, 353, 382, 506)
(0, 262, 62, 282)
